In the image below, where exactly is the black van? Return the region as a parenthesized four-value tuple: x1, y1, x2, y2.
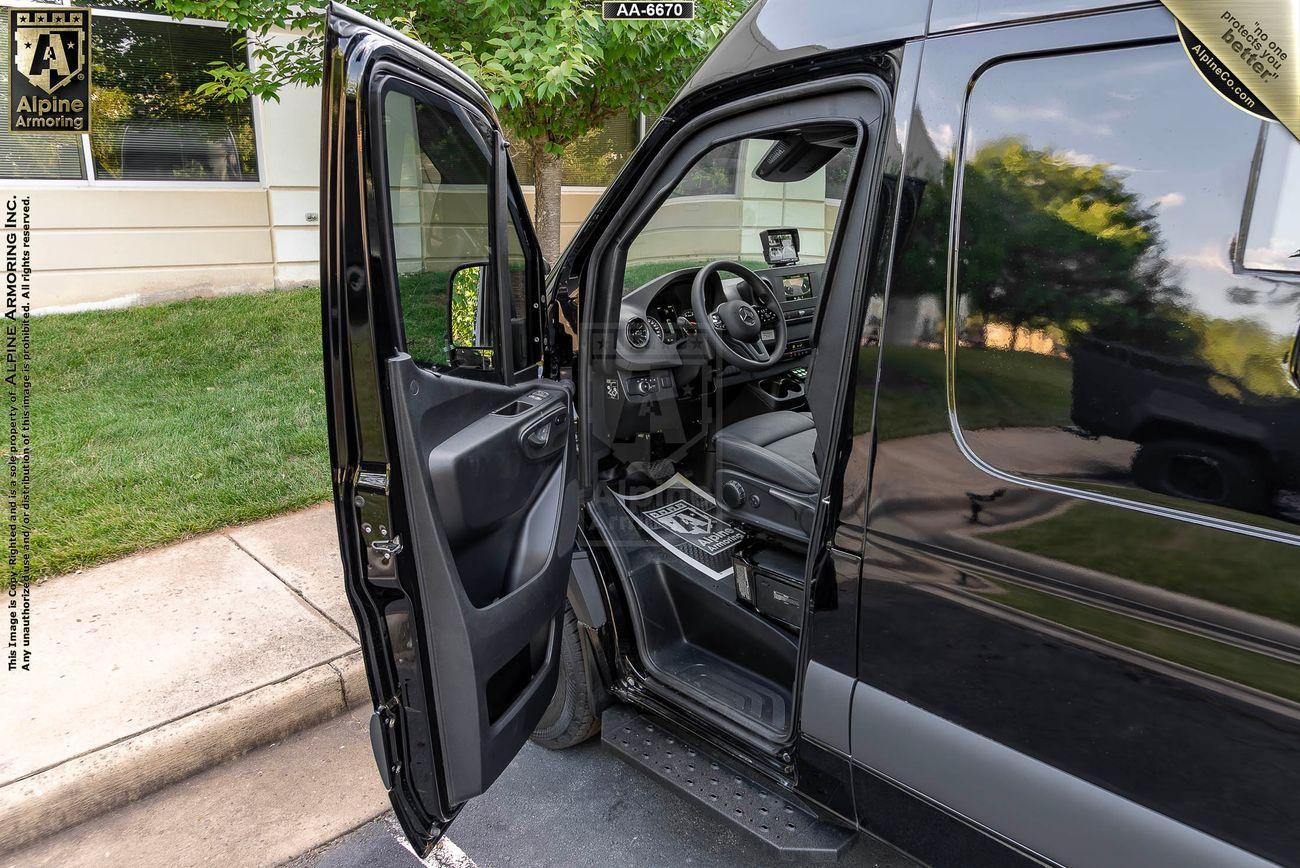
(320, 2, 1300, 864)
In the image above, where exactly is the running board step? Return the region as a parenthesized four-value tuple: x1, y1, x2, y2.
(601, 704, 857, 861)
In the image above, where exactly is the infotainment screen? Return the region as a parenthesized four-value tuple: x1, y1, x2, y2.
(781, 273, 813, 300)
(759, 228, 800, 266)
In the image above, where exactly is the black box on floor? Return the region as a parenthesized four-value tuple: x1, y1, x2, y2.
(732, 545, 806, 631)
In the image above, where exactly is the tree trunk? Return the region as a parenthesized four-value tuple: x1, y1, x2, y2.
(528, 139, 563, 266)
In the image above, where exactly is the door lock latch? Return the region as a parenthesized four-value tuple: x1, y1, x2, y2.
(370, 536, 404, 560)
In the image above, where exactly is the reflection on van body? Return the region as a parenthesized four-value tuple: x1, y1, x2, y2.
(1070, 338, 1300, 518)
(943, 44, 1300, 531)
(859, 34, 1300, 863)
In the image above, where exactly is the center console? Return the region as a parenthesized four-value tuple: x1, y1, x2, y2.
(751, 372, 807, 410)
(760, 265, 819, 363)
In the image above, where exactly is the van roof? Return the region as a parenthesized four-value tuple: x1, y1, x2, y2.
(671, 0, 1150, 106)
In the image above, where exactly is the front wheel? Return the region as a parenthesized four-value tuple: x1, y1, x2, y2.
(531, 601, 601, 750)
(1132, 437, 1270, 514)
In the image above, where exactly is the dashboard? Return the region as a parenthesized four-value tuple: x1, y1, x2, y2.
(614, 263, 824, 401)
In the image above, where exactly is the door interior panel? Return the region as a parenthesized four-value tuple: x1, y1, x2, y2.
(324, 4, 578, 854)
(386, 353, 578, 804)
(424, 386, 571, 603)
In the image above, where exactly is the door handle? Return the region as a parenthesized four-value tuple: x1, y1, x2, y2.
(519, 405, 567, 458)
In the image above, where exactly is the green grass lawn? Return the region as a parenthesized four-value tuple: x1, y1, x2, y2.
(856, 344, 1074, 439)
(987, 578, 1300, 703)
(35, 288, 330, 578)
(985, 501, 1300, 627)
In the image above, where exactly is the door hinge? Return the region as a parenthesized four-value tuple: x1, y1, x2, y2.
(369, 700, 400, 791)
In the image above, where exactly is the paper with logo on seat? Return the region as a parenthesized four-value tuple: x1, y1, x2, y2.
(613, 474, 745, 580)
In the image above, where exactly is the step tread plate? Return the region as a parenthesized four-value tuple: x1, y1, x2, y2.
(601, 704, 856, 862)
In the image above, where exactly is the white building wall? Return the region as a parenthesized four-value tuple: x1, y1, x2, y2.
(17, 26, 596, 313)
(257, 33, 323, 289)
(262, 84, 323, 287)
(25, 187, 274, 312)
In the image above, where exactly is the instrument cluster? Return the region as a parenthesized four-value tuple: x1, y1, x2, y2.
(627, 301, 697, 349)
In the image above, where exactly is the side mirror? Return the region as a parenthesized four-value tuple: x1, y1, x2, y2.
(447, 261, 492, 367)
(447, 261, 490, 346)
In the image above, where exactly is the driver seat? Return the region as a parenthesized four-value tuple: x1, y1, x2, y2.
(714, 410, 818, 541)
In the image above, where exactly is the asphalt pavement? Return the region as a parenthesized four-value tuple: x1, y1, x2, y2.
(292, 737, 917, 868)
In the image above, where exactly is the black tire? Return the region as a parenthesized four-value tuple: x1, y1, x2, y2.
(531, 601, 601, 750)
(1132, 437, 1271, 513)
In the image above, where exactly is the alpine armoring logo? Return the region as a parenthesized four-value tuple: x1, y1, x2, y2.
(8, 7, 91, 133)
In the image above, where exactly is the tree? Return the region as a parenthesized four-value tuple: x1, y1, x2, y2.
(158, 0, 750, 261)
(957, 140, 1178, 343)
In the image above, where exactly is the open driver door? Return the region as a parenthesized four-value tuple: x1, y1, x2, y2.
(320, 4, 580, 855)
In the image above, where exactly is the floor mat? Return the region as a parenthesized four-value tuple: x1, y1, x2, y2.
(612, 475, 744, 580)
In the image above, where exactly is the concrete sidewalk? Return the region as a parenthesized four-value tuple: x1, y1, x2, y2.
(5, 706, 392, 868)
(0, 503, 368, 855)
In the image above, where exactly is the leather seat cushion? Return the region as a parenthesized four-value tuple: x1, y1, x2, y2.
(714, 410, 818, 494)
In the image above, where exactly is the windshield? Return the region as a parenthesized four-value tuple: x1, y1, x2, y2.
(623, 130, 859, 293)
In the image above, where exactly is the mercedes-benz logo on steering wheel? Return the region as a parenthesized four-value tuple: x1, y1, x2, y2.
(738, 306, 757, 326)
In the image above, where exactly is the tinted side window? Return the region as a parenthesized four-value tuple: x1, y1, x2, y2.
(507, 213, 541, 369)
(954, 43, 1300, 531)
(385, 87, 533, 372)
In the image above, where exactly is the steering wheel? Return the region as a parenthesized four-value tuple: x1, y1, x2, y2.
(691, 260, 787, 372)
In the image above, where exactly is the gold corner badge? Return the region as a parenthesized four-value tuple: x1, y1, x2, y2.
(8, 6, 91, 134)
(1163, 1, 1298, 141)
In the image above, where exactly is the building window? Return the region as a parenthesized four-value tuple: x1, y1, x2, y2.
(0, 11, 85, 178)
(0, 2, 259, 183)
(90, 15, 258, 180)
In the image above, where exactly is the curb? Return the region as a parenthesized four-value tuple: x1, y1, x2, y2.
(0, 649, 370, 855)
